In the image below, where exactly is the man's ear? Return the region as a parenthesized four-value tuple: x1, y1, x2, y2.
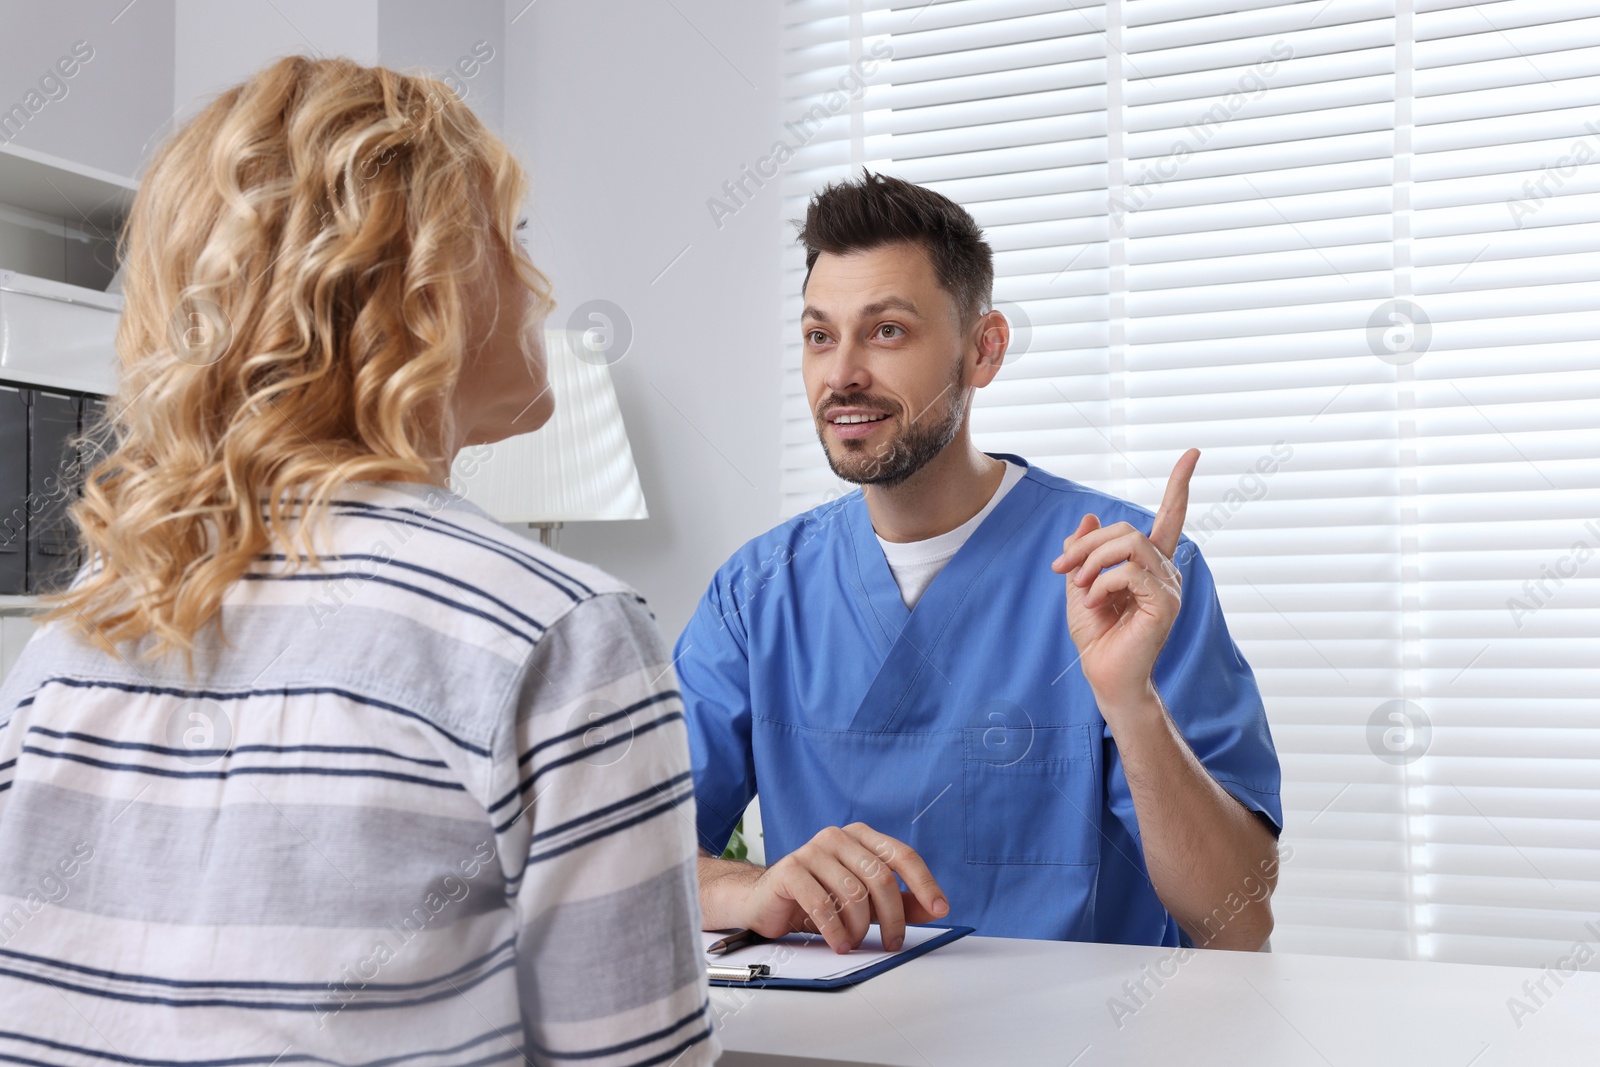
(972, 308, 1009, 386)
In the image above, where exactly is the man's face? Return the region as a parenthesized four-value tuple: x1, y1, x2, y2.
(801, 242, 977, 488)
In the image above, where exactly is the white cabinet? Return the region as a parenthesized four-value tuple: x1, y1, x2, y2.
(0, 271, 121, 395)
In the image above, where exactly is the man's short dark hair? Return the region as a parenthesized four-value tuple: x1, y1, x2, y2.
(798, 170, 994, 325)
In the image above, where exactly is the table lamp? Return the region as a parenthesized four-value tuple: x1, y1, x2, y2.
(451, 329, 647, 547)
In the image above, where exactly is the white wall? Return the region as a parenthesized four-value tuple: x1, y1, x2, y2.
(378, 0, 505, 132)
(0, 0, 175, 177)
(173, 0, 507, 129)
(173, 0, 379, 120)
(504, 0, 784, 640)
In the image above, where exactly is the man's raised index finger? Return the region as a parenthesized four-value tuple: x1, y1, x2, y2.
(1149, 448, 1200, 559)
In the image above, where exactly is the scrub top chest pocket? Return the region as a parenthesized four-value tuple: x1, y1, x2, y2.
(962, 722, 1100, 866)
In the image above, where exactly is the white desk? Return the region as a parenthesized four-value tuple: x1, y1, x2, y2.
(710, 934, 1600, 1066)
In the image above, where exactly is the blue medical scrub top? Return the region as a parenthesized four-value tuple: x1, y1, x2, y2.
(676, 455, 1282, 945)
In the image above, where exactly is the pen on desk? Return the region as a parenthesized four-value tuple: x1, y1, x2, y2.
(706, 929, 769, 956)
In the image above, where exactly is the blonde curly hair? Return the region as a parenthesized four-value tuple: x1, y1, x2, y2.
(40, 55, 551, 671)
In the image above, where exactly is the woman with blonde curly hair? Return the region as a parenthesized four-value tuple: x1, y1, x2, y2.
(0, 56, 715, 1064)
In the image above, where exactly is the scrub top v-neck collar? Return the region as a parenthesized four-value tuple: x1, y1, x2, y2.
(875, 459, 1027, 610)
(842, 453, 1049, 730)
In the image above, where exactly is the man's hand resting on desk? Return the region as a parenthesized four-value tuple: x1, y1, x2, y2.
(698, 822, 950, 954)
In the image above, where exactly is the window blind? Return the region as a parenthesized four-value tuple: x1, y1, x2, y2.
(779, 0, 1600, 970)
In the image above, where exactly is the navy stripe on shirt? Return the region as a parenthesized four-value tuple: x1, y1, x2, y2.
(0, 938, 514, 998)
(0, 1025, 516, 1067)
(256, 552, 552, 637)
(514, 690, 682, 769)
(527, 1000, 710, 1061)
(489, 709, 685, 818)
(0, 955, 517, 1013)
(18, 745, 467, 791)
(25, 726, 448, 768)
(503, 773, 697, 888)
(316, 502, 592, 604)
(524, 788, 695, 867)
(323, 498, 599, 598)
(240, 571, 541, 645)
(23, 677, 490, 758)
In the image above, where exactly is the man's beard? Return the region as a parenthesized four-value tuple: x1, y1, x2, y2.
(815, 364, 968, 489)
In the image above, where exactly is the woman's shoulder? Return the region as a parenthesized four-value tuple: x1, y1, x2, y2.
(216, 481, 657, 749)
(322, 480, 637, 605)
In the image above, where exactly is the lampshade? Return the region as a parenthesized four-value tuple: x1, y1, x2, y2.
(450, 329, 648, 524)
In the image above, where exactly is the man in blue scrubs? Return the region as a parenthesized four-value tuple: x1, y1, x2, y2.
(680, 172, 1282, 953)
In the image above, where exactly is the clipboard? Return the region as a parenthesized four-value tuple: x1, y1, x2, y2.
(704, 923, 973, 990)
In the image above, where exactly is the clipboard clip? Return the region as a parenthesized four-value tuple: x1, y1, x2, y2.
(707, 963, 771, 983)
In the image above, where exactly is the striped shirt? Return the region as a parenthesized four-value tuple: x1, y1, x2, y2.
(0, 480, 718, 1067)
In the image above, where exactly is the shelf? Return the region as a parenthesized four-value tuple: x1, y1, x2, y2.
(0, 142, 137, 235)
(0, 595, 42, 617)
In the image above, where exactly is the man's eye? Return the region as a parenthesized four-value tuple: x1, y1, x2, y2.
(807, 330, 829, 345)
(878, 324, 901, 339)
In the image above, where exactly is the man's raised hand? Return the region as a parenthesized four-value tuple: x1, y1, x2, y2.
(1051, 448, 1199, 714)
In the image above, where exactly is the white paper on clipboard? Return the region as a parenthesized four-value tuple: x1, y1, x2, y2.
(702, 924, 946, 982)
